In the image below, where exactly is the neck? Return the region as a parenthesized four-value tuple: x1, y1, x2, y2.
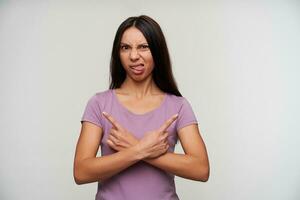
(119, 75, 162, 98)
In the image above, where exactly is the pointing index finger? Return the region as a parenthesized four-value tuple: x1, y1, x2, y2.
(159, 114, 179, 132)
(102, 111, 122, 130)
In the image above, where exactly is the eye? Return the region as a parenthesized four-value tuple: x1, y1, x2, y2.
(138, 44, 149, 51)
(120, 45, 130, 50)
(141, 44, 149, 49)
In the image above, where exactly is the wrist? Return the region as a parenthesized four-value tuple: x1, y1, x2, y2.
(131, 143, 147, 161)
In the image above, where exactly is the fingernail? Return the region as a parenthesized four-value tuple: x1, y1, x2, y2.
(102, 111, 107, 115)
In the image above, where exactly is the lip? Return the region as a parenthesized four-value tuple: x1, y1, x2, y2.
(129, 64, 145, 75)
(129, 64, 144, 68)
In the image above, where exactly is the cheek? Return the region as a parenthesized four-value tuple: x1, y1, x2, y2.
(144, 54, 154, 68)
(148, 64, 154, 73)
(119, 53, 127, 65)
(119, 54, 131, 71)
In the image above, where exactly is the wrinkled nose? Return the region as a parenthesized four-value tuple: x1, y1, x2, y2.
(129, 49, 140, 60)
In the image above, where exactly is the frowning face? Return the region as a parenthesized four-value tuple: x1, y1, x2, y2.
(119, 27, 154, 82)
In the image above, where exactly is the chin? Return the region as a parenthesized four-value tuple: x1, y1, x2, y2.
(130, 74, 151, 82)
(132, 76, 146, 82)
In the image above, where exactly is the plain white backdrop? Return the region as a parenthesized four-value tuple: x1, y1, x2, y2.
(1, 0, 299, 199)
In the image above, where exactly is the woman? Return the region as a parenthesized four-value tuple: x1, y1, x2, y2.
(73, 15, 209, 200)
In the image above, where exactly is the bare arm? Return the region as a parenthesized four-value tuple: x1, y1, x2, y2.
(104, 113, 209, 181)
(144, 124, 210, 182)
(73, 119, 170, 184)
(73, 122, 142, 184)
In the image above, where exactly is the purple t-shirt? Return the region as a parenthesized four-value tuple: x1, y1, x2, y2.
(81, 89, 198, 200)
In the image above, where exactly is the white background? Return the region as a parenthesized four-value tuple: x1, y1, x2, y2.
(1, 0, 299, 199)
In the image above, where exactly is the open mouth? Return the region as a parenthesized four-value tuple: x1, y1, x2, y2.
(130, 64, 145, 75)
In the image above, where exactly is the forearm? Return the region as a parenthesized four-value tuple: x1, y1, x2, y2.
(143, 152, 209, 181)
(74, 146, 142, 184)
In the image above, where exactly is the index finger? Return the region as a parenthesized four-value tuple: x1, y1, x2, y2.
(102, 112, 123, 130)
(158, 114, 179, 132)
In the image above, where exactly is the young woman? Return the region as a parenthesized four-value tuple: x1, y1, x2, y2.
(73, 15, 209, 200)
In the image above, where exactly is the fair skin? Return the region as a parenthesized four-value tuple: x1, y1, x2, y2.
(73, 27, 209, 184)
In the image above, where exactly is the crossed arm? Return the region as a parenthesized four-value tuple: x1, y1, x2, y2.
(73, 112, 209, 184)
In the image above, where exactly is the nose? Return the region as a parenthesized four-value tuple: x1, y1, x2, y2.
(129, 48, 140, 60)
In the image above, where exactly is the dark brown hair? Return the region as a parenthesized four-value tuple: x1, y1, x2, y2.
(109, 15, 182, 96)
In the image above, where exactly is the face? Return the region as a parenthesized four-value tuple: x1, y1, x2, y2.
(119, 27, 154, 82)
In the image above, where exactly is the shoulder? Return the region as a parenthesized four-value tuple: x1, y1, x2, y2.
(167, 94, 198, 130)
(86, 89, 113, 107)
(166, 93, 190, 108)
(94, 89, 112, 99)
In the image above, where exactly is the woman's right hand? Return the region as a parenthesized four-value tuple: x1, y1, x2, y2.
(136, 114, 178, 159)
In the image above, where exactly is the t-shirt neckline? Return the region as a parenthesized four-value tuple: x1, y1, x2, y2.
(111, 89, 168, 116)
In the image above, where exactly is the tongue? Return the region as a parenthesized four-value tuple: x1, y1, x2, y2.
(133, 65, 144, 71)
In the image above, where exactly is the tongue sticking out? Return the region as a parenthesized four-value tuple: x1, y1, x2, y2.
(133, 65, 144, 71)
(131, 65, 145, 75)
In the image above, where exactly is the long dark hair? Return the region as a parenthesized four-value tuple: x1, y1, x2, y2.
(109, 15, 182, 97)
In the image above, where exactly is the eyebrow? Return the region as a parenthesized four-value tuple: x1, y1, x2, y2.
(120, 42, 148, 46)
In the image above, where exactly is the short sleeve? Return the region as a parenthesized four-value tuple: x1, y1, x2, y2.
(81, 95, 103, 128)
(175, 98, 198, 132)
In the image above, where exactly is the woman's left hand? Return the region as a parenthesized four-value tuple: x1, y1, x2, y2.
(102, 112, 139, 151)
